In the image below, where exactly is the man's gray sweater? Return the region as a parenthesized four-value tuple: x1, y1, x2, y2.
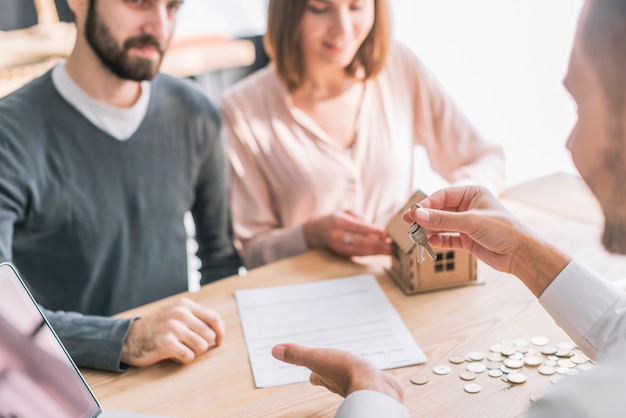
(0, 72, 241, 371)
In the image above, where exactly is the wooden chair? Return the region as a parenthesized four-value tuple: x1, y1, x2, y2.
(0, 0, 75, 98)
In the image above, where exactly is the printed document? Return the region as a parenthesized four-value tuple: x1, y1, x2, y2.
(235, 274, 427, 388)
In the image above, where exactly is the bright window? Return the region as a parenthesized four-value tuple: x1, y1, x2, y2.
(392, 0, 583, 189)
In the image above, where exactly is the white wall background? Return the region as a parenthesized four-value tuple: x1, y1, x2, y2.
(175, 0, 268, 38)
(390, 0, 583, 191)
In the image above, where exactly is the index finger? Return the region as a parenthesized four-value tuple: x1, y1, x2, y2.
(402, 186, 484, 224)
(185, 300, 226, 346)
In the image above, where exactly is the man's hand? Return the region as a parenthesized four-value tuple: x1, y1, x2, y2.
(403, 186, 571, 297)
(403, 186, 529, 273)
(303, 211, 391, 258)
(272, 343, 403, 403)
(121, 297, 225, 367)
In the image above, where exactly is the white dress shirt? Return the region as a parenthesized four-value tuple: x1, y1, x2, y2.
(527, 347, 626, 418)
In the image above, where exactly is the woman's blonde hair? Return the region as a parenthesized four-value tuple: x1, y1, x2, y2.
(264, 0, 392, 92)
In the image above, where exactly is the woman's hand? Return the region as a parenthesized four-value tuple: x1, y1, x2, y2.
(303, 211, 391, 257)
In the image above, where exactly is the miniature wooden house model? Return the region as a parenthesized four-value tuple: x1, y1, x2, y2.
(386, 190, 478, 294)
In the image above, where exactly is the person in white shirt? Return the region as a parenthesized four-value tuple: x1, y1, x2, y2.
(271, 0, 626, 416)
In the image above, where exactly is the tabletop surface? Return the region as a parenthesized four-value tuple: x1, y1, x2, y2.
(82, 172, 626, 418)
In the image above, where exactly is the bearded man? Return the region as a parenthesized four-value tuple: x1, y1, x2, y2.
(0, 0, 241, 372)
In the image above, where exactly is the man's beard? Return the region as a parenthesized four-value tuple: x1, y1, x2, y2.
(85, 4, 165, 81)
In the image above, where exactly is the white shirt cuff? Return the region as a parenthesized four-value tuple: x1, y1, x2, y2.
(539, 259, 623, 359)
(335, 390, 409, 418)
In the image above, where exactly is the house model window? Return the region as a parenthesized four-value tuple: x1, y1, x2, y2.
(434, 251, 456, 273)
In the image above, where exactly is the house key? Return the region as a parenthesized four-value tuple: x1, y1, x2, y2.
(408, 205, 437, 263)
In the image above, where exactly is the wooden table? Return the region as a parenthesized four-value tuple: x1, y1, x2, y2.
(82, 172, 626, 417)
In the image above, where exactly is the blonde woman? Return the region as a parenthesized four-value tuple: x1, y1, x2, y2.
(222, 0, 505, 268)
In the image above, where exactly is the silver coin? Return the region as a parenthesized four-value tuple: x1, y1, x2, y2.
(516, 345, 530, 354)
(503, 358, 524, 369)
(487, 361, 502, 370)
(460, 372, 477, 381)
(530, 336, 549, 346)
(487, 352, 504, 362)
(488, 369, 503, 378)
(464, 383, 482, 394)
(467, 351, 486, 361)
(557, 359, 575, 368)
(543, 359, 558, 367)
(524, 356, 543, 367)
(509, 352, 524, 360)
(507, 372, 528, 384)
(556, 348, 574, 357)
(410, 374, 430, 385)
(557, 341, 576, 350)
(530, 393, 544, 403)
(513, 338, 529, 348)
(449, 355, 466, 364)
(571, 353, 590, 364)
(541, 346, 558, 355)
(500, 365, 517, 374)
(433, 365, 451, 375)
(556, 367, 570, 374)
(500, 345, 517, 356)
(466, 362, 487, 373)
(489, 343, 503, 353)
(538, 365, 556, 376)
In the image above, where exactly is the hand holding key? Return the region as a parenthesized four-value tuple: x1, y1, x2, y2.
(408, 204, 437, 263)
(402, 186, 571, 298)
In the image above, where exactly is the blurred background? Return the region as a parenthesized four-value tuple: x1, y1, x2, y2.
(179, 0, 583, 191)
(1, 0, 582, 190)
